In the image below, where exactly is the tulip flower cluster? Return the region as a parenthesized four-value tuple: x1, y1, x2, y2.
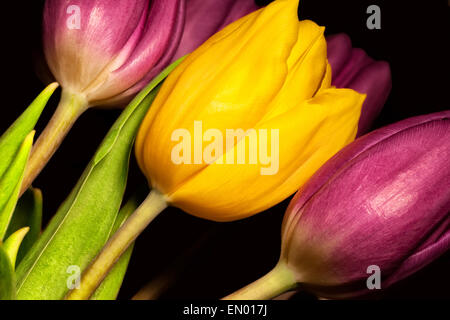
(0, 0, 446, 302)
(20, 0, 261, 195)
(67, 0, 368, 299)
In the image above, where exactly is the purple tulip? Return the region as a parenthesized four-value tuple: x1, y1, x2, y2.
(172, 0, 261, 60)
(327, 33, 392, 136)
(281, 111, 450, 298)
(43, 0, 185, 106)
(21, 0, 185, 194)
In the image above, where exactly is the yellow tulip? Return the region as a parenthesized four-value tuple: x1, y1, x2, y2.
(135, 0, 365, 221)
(67, 0, 365, 299)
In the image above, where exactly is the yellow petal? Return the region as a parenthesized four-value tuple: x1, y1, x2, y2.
(169, 88, 365, 221)
(261, 20, 328, 121)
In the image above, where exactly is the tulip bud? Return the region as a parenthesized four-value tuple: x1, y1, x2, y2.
(135, 0, 365, 221)
(44, 0, 185, 106)
(21, 0, 185, 194)
(224, 111, 450, 300)
(327, 33, 392, 135)
(173, 0, 261, 60)
(281, 111, 450, 298)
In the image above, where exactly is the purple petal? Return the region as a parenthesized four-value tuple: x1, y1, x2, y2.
(172, 0, 260, 60)
(332, 48, 374, 88)
(87, 0, 185, 103)
(386, 210, 450, 287)
(326, 33, 352, 79)
(350, 61, 392, 135)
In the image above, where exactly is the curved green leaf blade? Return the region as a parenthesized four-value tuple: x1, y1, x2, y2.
(91, 193, 143, 300)
(0, 131, 34, 240)
(15, 58, 184, 300)
(0, 83, 58, 178)
(5, 188, 43, 265)
(0, 245, 15, 300)
(3, 227, 29, 269)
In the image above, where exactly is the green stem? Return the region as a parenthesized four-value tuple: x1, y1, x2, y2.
(65, 190, 168, 300)
(20, 90, 88, 195)
(222, 261, 297, 300)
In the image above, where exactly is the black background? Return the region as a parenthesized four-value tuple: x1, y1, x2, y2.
(0, 0, 448, 300)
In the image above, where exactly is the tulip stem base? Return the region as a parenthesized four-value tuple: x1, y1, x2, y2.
(65, 189, 168, 300)
(20, 90, 88, 195)
(222, 261, 297, 300)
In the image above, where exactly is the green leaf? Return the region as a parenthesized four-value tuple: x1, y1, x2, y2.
(90, 192, 144, 300)
(0, 245, 15, 300)
(3, 227, 29, 270)
(15, 58, 184, 300)
(0, 83, 58, 179)
(4, 188, 43, 266)
(0, 131, 34, 240)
